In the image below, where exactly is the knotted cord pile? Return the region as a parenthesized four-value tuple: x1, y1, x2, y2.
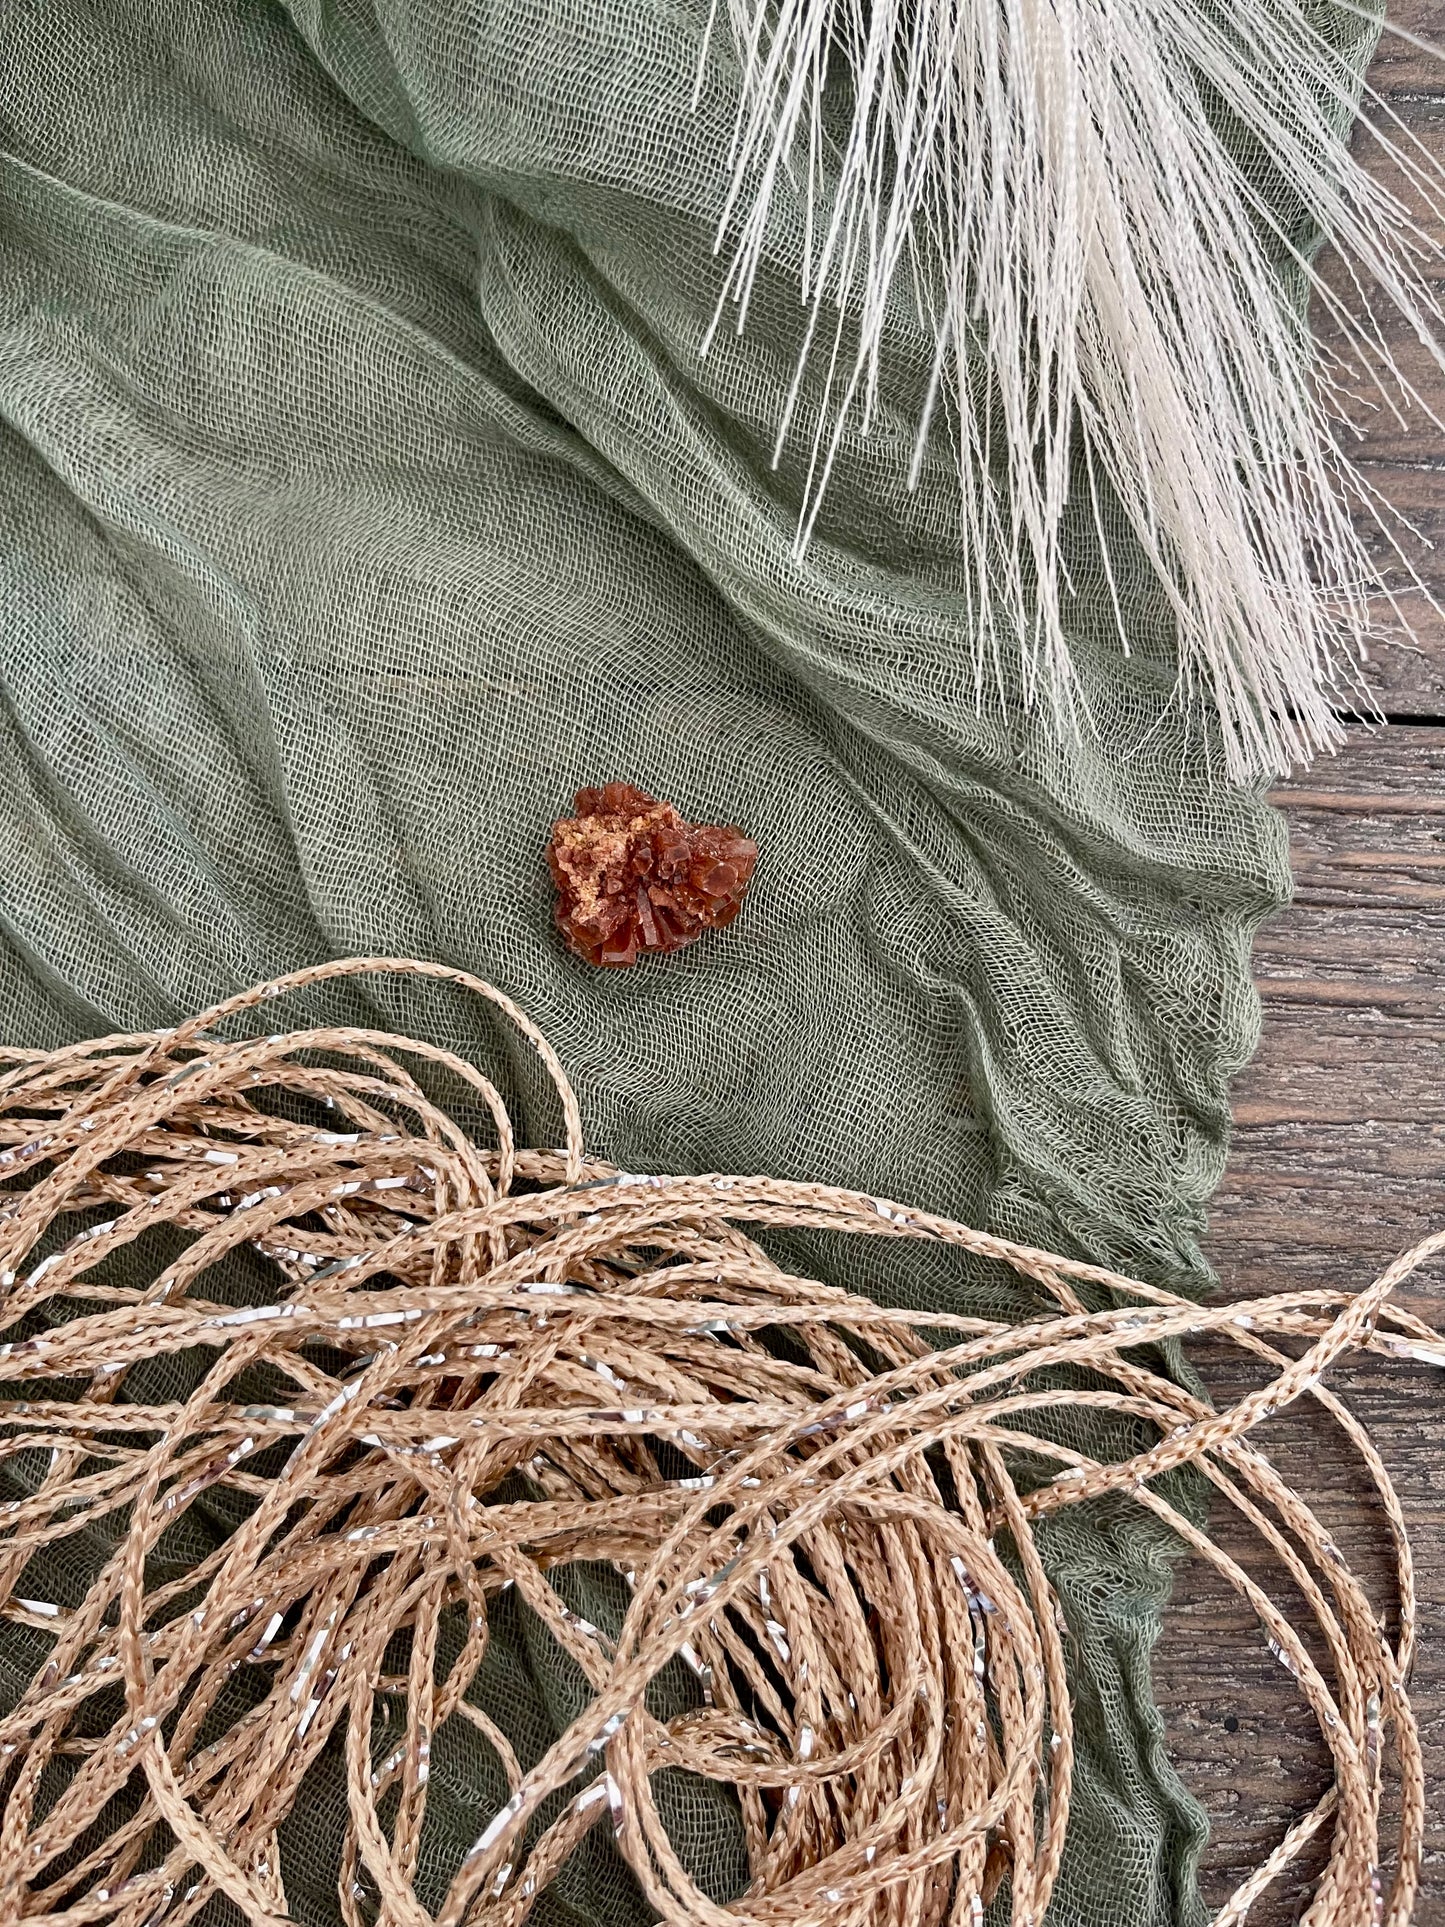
(0, 959, 1436, 1927)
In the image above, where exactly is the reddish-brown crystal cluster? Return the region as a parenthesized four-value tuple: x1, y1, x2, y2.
(547, 782, 758, 968)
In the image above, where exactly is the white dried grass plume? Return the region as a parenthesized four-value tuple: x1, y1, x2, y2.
(699, 0, 1445, 776)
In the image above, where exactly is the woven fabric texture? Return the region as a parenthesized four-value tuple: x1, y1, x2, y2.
(0, 1, 1376, 1921)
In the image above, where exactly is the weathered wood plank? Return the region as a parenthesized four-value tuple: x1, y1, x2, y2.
(1156, 726, 1445, 1923)
(1309, 2, 1445, 709)
(1350, 0, 1445, 93)
(1148, 2, 1445, 1904)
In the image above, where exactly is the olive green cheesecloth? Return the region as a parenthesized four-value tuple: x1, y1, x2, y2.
(0, 1, 1382, 1921)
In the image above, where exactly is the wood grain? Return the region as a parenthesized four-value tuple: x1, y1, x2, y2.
(1156, 730, 1445, 1924)
(1149, 11, 1445, 1917)
(1307, 0, 1445, 716)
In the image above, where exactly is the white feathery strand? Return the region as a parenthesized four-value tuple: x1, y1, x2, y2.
(693, 0, 726, 111)
(701, 0, 1445, 775)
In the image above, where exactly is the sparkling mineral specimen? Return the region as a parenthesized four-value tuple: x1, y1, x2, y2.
(547, 783, 758, 968)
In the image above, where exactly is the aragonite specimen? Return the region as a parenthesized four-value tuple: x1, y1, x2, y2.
(547, 782, 758, 968)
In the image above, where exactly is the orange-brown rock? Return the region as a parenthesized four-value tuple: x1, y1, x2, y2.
(547, 783, 758, 968)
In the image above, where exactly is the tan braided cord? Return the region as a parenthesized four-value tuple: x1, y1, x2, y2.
(0, 958, 1436, 1927)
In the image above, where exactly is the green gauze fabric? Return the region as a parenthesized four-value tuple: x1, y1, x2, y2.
(0, 1, 1376, 1922)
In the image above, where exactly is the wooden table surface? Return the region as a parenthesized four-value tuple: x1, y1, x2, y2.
(1151, 9, 1445, 1918)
